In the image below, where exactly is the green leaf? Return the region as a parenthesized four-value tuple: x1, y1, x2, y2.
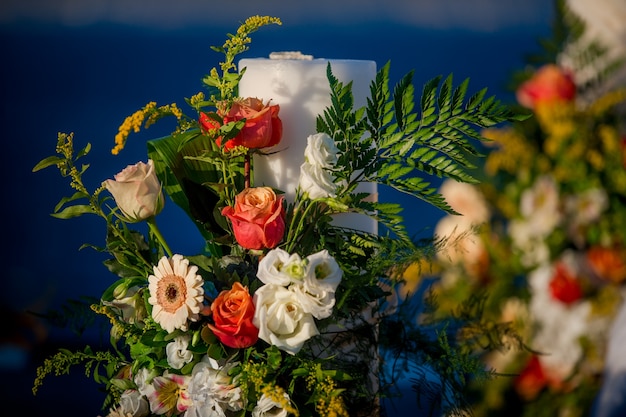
(32, 156, 63, 172)
(51, 204, 95, 219)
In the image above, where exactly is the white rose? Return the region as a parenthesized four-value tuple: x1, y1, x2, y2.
(119, 389, 150, 417)
(253, 284, 319, 355)
(304, 133, 339, 168)
(252, 393, 291, 417)
(298, 162, 337, 199)
(103, 159, 164, 223)
(257, 248, 307, 286)
(166, 335, 194, 369)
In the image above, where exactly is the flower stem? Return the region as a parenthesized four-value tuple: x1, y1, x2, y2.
(147, 217, 173, 258)
(244, 152, 251, 188)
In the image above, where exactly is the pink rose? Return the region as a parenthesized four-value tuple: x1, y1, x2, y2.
(208, 282, 258, 348)
(222, 187, 285, 250)
(103, 160, 164, 222)
(516, 64, 576, 109)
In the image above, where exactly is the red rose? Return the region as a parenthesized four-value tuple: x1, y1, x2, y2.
(222, 187, 285, 250)
(516, 64, 576, 109)
(514, 356, 548, 401)
(548, 262, 583, 305)
(208, 282, 258, 348)
(219, 97, 282, 150)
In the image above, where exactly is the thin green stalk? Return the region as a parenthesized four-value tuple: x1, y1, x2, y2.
(147, 217, 173, 257)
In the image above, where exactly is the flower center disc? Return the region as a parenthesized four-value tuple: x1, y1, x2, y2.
(157, 274, 187, 313)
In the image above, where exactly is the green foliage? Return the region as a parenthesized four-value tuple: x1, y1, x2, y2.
(317, 62, 527, 244)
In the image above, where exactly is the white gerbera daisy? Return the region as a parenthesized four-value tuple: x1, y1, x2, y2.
(148, 254, 204, 333)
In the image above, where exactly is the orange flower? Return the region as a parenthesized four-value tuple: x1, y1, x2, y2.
(516, 64, 576, 109)
(208, 282, 258, 348)
(202, 97, 282, 151)
(587, 246, 626, 284)
(222, 187, 285, 250)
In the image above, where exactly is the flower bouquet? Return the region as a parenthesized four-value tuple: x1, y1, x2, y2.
(31, 16, 524, 417)
(428, 1, 626, 416)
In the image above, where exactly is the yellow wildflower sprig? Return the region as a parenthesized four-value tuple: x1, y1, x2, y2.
(203, 15, 281, 105)
(112, 101, 183, 155)
(33, 347, 124, 395)
(238, 361, 299, 416)
(33, 132, 155, 274)
(303, 365, 349, 417)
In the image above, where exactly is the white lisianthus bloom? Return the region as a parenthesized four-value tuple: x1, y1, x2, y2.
(289, 284, 335, 320)
(304, 132, 339, 168)
(253, 284, 319, 355)
(166, 335, 194, 369)
(299, 162, 337, 199)
(438, 179, 490, 224)
(257, 248, 307, 286)
(304, 250, 343, 293)
(184, 356, 243, 417)
(133, 368, 157, 399)
(148, 255, 204, 333)
(298, 132, 340, 199)
(252, 392, 291, 417)
(118, 389, 150, 417)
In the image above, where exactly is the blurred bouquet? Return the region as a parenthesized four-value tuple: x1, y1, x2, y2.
(429, 1, 626, 416)
(30, 16, 524, 417)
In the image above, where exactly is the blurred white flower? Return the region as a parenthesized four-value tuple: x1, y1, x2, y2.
(439, 179, 490, 223)
(508, 219, 551, 267)
(561, 0, 626, 95)
(527, 260, 590, 381)
(564, 188, 609, 246)
(434, 214, 484, 267)
(519, 175, 561, 237)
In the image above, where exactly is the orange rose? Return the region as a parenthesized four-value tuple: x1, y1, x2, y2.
(220, 97, 282, 150)
(587, 246, 626, 284)
(516, 64, 576, 109)
(208, 282, 258, 348)
(222, 187, 285, 250)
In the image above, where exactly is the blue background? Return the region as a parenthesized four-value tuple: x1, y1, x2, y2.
(1, 2, 553, 415)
